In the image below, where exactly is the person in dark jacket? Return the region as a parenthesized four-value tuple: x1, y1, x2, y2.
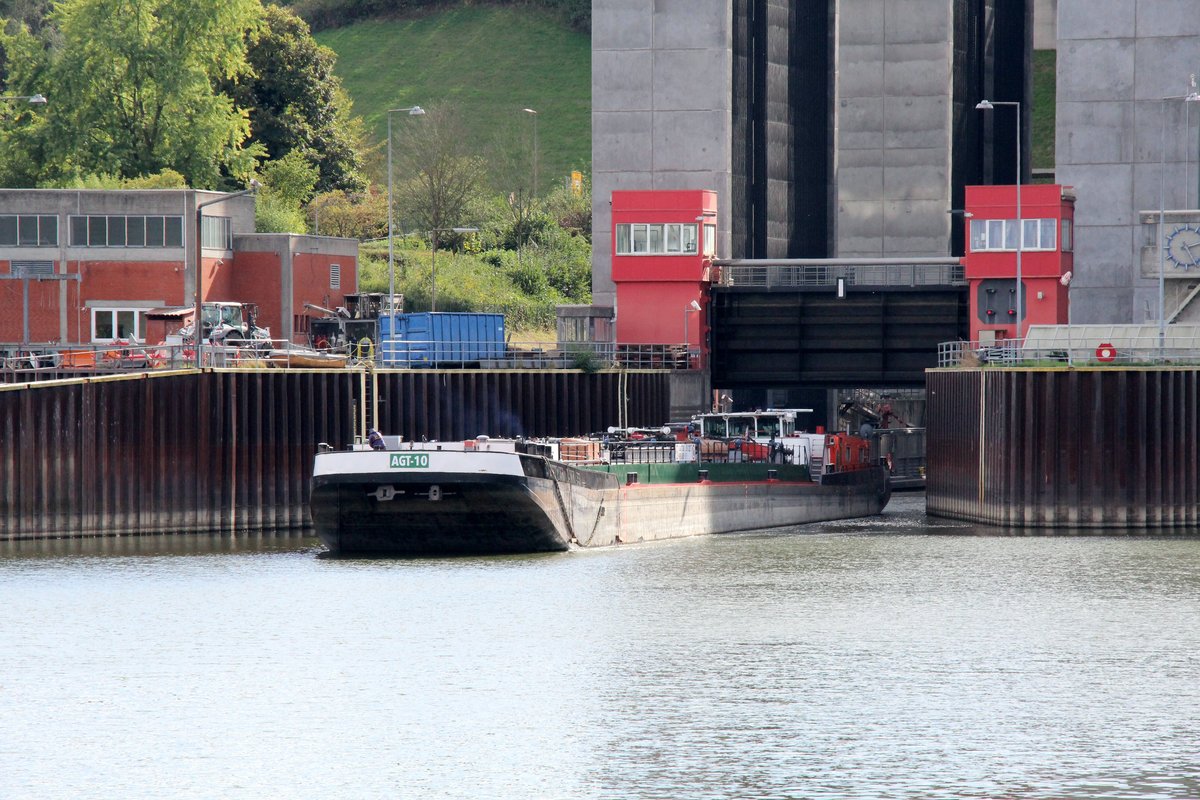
(368, 429, 386, 451)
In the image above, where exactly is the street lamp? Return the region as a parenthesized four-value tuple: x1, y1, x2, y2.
(388, 105, 425, 322)
(429, 227, 479, 312)
(194, 181, 260, 367)
(522, 108, 539, 196)
(976, 99, 1023, 340)
(0, 93, 46, 105)
(683, 299, 701, 368)
(1158, 90, 1200, 347)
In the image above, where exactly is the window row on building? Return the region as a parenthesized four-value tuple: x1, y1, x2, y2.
(0, 213, 235, 250)
(969, 218, 1072, 252)
(615, 222, 717, 256)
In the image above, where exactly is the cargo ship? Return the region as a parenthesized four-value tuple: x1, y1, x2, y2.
(310, 410, 891, 555)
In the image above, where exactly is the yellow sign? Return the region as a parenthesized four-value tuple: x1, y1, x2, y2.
(571, 171, 583, 196)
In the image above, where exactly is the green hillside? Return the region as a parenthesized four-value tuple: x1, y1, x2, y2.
(316, 5, 591, 191)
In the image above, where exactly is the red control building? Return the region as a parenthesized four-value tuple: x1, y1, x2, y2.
(962, 184, 1076, 342)
(611, 190, 717, 364)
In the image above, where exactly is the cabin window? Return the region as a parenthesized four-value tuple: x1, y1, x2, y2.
(969, 217, 1058, 251)
(615, 223, 700, 255)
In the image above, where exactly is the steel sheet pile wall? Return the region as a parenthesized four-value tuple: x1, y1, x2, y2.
(0, 369, 669, 540)
(927, 368, 1200, 529)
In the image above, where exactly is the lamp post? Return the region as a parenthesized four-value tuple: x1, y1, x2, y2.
(976, 99, 1023, 340)
(430, 227, 479, 312)
(387, 105, 425, 321)
(0, 93, 46, 105)
(194, 182, 259, 367)
(683, 299, 701, 368)
(1158, 90, 1200, 348)
(0, 93, 48, 344)
(522, 108, 539, 196)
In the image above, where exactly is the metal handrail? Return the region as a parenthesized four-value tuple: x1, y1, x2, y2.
(936, 338, 1200, 368)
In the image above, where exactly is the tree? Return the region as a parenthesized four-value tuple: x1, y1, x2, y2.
(393, 104, 486, 268)
(255, 149, 318, 233)
(39, 0, 265, 187)
(223, 4, 366, 194)
(306, 187, 388, 240)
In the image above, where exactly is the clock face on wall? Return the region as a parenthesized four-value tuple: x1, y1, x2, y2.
(1166, 224, 1200, 270)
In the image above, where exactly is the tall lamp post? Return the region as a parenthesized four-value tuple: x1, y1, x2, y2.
(0, 93, 48, 344)
(522, 108, 539, 196)
(387, 105, 425, 321)
(194, 181, 259, 367)
(1158, 90, 1200, 348)
(683, 299, 701, 368)
(430, 227, 479, 312)
(976, 99, 1023, 340)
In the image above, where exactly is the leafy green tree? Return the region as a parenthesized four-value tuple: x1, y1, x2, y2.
(255, 149, 318, 232)
(37, 0, 265, 187)
(224, 4, 366, 194)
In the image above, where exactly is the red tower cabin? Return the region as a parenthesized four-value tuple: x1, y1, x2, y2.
(963, 184, 1075, 343)
(611, 190, 717, 366)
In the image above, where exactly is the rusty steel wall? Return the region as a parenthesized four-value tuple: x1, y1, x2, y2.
(0, 369, 670, 540)
(927, 368, 1200, 529)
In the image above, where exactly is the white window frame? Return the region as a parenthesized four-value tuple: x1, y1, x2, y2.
(91, 308, 148, 343)
(615, 222, 701, 255)
(969, 218, 1058, 252)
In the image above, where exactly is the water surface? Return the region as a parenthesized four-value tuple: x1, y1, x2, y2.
(1, 494, 1197, 799)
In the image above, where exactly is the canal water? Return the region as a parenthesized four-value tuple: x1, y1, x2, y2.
(1, 493, 1197, 800)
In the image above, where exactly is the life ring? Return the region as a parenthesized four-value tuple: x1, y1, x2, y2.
(313, 335, 330, 351)
(355, 337, 374, 361)
(1095, 342, 1116, 363)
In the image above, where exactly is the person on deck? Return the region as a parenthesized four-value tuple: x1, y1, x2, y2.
(368, 429, 386, 451)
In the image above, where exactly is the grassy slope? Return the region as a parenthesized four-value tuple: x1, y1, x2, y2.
(1032, 49, 1056, 175)
(316, 5, 592, 190)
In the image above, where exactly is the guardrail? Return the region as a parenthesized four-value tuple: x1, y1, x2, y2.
(717, 263, 965, 289)
(0, 338, 702, 381)
(937, 338, 1200, 368)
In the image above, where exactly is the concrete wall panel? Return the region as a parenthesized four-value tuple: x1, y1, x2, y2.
(592, 112, 655, 172)
(592, 50, 654, 111)
(593, 0, 652, 48)
(1134, 0, 1200, 39)
(1057, 0, 1134, 40)
(652, 0, 728, 49)
(1057, 39, 1135, 102)
(1055, 100, 1135, 165)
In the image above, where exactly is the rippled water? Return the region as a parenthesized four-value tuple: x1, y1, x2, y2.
(1, 494, 1198, 799)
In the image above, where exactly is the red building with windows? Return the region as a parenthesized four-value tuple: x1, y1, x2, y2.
(0, 189, 357, 347)
(611, 190, 717, 363)
(962, 184, 1076, 342)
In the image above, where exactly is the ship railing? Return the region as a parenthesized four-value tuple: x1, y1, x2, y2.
(937, 337, 1200, 368)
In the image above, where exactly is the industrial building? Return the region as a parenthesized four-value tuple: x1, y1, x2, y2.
(0, 189, 358, 348)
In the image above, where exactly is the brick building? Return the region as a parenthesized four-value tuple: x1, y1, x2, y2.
(0, 189, 357, 346)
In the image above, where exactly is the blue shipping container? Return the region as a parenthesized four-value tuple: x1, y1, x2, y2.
(379, 312, 506, 366)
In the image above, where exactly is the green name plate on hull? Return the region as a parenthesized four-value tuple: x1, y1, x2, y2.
(389, 454, 430, 469)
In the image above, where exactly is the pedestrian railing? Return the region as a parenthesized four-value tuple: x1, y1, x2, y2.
(937, 338, 1200, 368)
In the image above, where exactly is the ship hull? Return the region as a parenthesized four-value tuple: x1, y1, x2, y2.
(310, 447, 891, 556)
